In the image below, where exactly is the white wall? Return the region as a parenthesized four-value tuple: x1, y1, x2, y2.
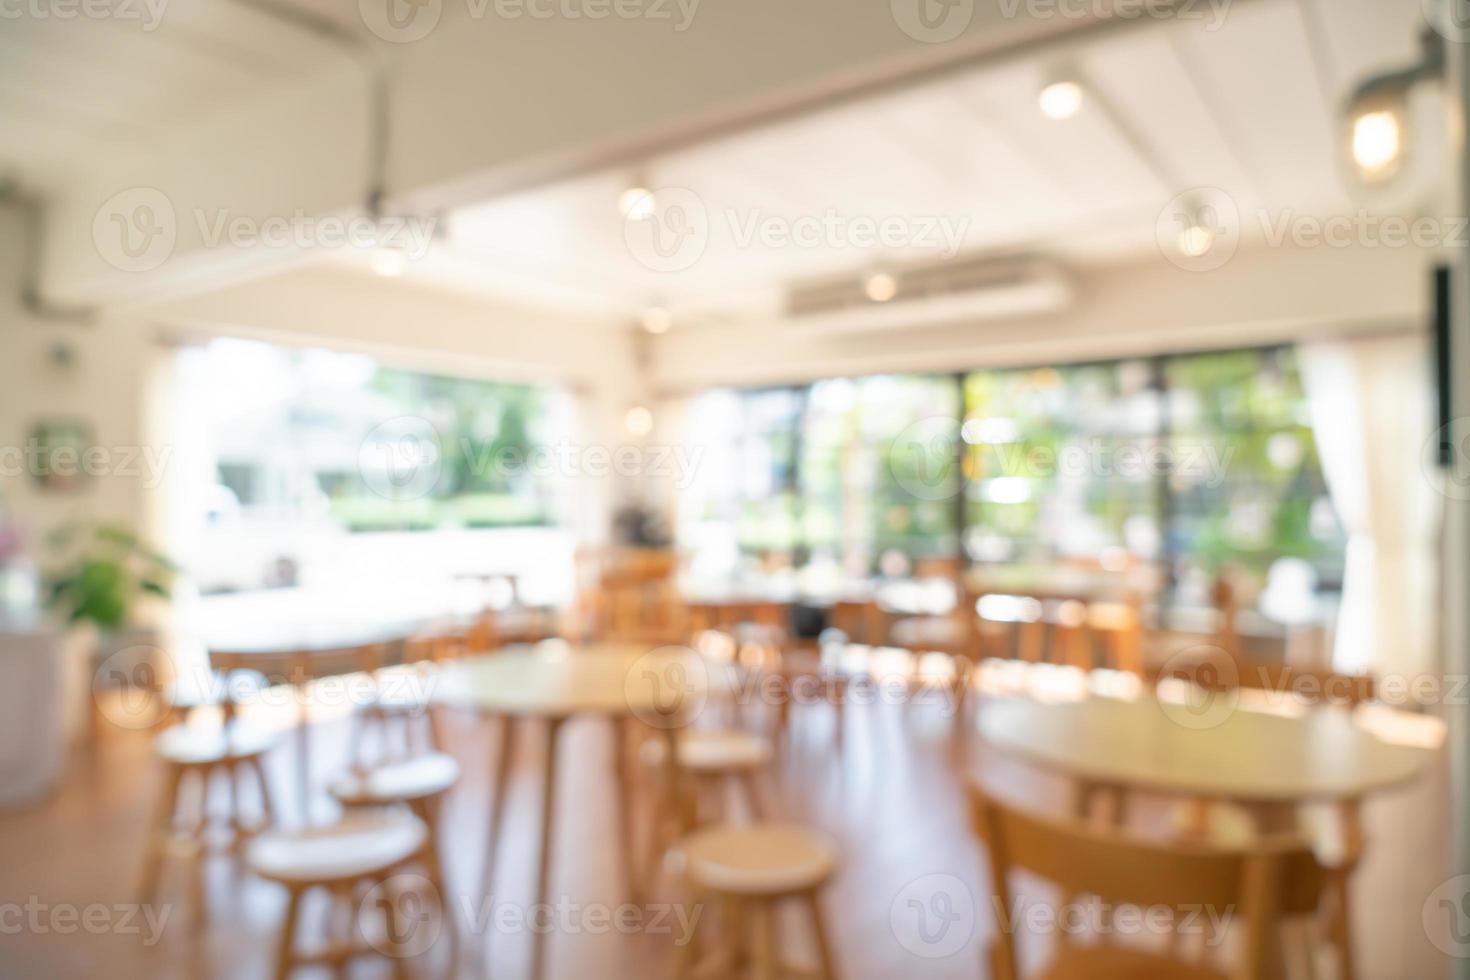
(650, 241, 1437, 391)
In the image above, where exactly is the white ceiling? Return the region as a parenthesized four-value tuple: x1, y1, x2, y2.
(1, 0, 1445, 324)
(369, 0, 1444, 323)
(0, 0, 360, 189)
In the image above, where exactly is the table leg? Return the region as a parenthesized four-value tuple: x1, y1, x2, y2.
(611, 716, 640, 904)
(481, 714, 517, 900)
(1244, 800, 1300, 980)
(295, 701, 311, 826)
(531, 716, 565, 980)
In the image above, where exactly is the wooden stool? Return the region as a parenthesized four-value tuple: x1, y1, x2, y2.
(669, 823, 840, 979)
(328, 752, 461, 965)
(247, 812, 441, 980)
(642, 728, 775, 897)
(137, 722, 279, 927)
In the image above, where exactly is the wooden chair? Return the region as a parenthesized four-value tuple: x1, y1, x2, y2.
(658, 721, 841, 980)
(247, 812, 445, 980)
(1149, 649, 1375, 980)
(976, 594, 1144, 675)
(347, 642, 441, 773)
(138, 721, 279, 928)
(972, 786, 1326, 980)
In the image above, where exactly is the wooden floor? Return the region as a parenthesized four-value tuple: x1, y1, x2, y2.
(0, 691, 1452, 980)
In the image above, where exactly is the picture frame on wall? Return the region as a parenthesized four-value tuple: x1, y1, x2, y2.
(27, 418, 95, 494)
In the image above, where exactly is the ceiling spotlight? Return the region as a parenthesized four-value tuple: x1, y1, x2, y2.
(619, 185, 655, 220)
(1177, 222, 1215, 259)
(1349, 107, 1404, 182)
(863, 271, 898, 303)
(1038, 79, 1084, 121)
(641, 306, 672, 334)
(1342, 28, 1443, 185)
(625, 405, 654, 436)
(370, 246, 406, 277)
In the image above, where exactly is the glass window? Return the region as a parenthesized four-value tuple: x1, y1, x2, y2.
(963, 361, 1161, 568)
(1163, 348, 1344, 601)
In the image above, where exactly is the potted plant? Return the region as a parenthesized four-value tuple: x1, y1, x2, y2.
(43, 524, 177, 745)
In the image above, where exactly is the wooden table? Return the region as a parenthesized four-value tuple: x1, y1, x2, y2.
(203, 589, 484, 823)
(976, 694, 1433, 808)
(433, 643, 727, 980)
(977, 693, 1439, 977)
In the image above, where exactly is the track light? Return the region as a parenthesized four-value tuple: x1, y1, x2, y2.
(1343, 28, 1442, 185)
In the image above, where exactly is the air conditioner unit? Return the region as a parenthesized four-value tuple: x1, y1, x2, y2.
(786, 253, 1073, 336)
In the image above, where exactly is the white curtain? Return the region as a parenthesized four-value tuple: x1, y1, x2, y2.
(1298, 333, 1439, 676)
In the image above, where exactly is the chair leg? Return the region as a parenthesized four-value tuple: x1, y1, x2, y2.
(274, 886, 304, 980)
(671, 893, 703, 980)
(1328, 869, 1357, 980)
(248, 755, 278, 826)
(751, 900, 778, 980)
(739, 770, 770, 820)
(413, 797, 460, 970)
(804, 890, 838, 980)
(138, 764, 183, 902)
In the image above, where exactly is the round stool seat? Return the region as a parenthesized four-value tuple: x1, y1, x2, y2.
(673, 823, 838, 896)
(247, 813, 427, 885)
(677, 729, 772, 772)
(330, 753, 460, 805)
(155, 723, 277, 766)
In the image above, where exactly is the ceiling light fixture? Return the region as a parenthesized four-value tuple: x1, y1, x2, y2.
(625, 405, 654, 436)
(619, 185, 655, 220)
(641, 306, 672, 334)
(1343, 28, 1443, 185)
(1038, 79, 1084, 121)
(370, 245, 406, 277)
(863, 271, 898, 303)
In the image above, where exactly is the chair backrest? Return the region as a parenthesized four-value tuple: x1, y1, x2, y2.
(1153, 649, 1375, 708)
(971, 787, 1323, 980)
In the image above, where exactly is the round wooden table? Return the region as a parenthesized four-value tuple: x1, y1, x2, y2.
(976, 694, 1434, 807)
(434, 642, 727, 980)
(977, 693, 1440, 979)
